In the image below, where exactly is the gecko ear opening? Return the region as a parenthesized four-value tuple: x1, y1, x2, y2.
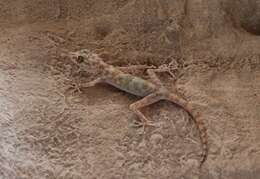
(76, 56, 84, 63)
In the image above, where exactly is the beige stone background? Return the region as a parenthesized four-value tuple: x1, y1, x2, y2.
(0, 0, 260, 178)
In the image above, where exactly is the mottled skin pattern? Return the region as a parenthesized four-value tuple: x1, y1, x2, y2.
(68, 49, 208, 167)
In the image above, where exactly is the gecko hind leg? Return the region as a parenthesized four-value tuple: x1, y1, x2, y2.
(129, 93, 163, 132)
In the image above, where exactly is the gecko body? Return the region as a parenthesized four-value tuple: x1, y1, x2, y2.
(105, 71, 157, 97)
(69, 49, 208, 167)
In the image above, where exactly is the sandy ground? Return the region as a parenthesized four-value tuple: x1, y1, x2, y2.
(0, 0, 260, 178)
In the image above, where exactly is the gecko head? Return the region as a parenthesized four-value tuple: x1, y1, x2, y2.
(69, 49, 105, 69)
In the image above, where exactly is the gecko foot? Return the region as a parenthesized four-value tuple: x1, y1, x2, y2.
(132, 120, 158, 127)
(131, 119, 160, 133)
(66, 83, 82, 94)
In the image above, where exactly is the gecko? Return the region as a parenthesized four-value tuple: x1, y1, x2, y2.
(68, 49, 208, 167)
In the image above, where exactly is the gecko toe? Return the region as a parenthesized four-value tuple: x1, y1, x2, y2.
(130, 119, 160, 128)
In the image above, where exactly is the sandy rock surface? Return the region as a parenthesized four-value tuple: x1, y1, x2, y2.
(0, 0, 260, 178)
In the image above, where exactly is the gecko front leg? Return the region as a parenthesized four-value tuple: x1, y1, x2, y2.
(80, 78, 104, 88)
(147, 67, 175, 86)
(129, 93, 163, 131)
(70, 78, 104, 93)
(118, 64, 156, 70)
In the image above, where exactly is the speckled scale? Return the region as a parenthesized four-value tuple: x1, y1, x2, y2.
(105, 73, 156, 97)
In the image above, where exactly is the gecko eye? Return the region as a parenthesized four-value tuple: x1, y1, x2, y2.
(76, 56, 84, 63)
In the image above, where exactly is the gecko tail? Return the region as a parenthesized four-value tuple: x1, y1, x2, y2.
(196, 114, 208, 168)
(200, 141, 208, 167)
(165, 93, 208, 167)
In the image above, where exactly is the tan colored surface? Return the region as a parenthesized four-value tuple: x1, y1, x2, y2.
(0, 0, 260, 178)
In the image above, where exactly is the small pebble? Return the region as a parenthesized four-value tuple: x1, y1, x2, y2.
(150, 133, 163, 145)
